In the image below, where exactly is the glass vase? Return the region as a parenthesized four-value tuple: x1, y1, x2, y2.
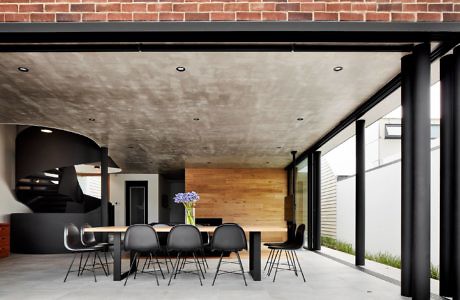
(185, 206, 195, 225)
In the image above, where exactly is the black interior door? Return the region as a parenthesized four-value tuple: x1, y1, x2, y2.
(125, 181, 148, 225)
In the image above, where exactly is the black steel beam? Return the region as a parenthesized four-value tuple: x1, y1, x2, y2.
(101, 147, 109, 235)
(312, 151, 321, 251)
(285, 41, 457, 170)
(307, 152, 314, 250)
(0, 22, 459, 43)
(439, 54, 454, 297)
(400, 53, 414, 298)
(355, 119, 365, 266)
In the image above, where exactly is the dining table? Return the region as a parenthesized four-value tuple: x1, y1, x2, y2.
(84, 225, 287, 282)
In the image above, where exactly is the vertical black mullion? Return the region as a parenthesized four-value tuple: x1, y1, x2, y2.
(401, 53, 414, 298)
(307, 153, 314, 250)
(439, 54, 454, 297)
(313, 151, 321, 251)
(101, 146, 109, 241)
(410, 43, 431, 300)
(355, 119, 366, 266)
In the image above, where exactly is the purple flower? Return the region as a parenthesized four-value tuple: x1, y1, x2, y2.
(174, 191, 200, 204)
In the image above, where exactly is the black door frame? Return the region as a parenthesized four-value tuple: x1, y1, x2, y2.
(125, 181, 148, 225)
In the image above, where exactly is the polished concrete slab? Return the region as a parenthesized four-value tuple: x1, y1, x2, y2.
(0, 249, 407, 300)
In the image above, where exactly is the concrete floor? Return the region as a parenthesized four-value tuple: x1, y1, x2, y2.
(0, 249, 407, 300)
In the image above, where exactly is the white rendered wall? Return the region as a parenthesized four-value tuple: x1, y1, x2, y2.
(336, 146, 440, 267)
(110, 174, 159, 226)
(0, 124, 31, 223)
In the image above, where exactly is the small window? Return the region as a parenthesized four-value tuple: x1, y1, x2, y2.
(431, 124, 440, 139)
(384, 123, 440, 140)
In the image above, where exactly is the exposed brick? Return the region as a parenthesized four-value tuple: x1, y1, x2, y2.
(82, 0, 107, 3)
(199, 3, 224, 11)
(276, 3, 300, 10)
(133, 12, 158, 20)
(0, 0, 28, 3)
(122, 3, 147, 12)
(30, 0, 54, 3)
(4, 13, 29, 21)
(45, 4, 70, 12)
(443, 12, 460, 21)
(19, 4, 43, 12)
(96, 3, 121, 12)
(365, 12, 390, 21)
(417, 12, 441, 21)
(300, 3, 325, 11)
(224, 3, 249, 11)
(0, 4, 17, 12)
(210, 11, 235, 20)
(340, 12, 364, 20)
(288, 11, 311, 19)
(30, 13, 55, 21)
(377, 3, 402, 11)
(262, 11, 286, 20)
(82, 12, 108, 21)
(185, 12, 208, 19)
(107, 12, 133, 20)
(428, 3, 452, 11)
(236, 11, 261, 19)
(250, 3, 276, 11)
(352, 3, 376, 11)
(326, 3, 351, 11)
(148, 3, 173, 11)
(71, 4, 95, 12)
(173, 3, 198, 11)
(391, 12, 416, 21)
(402, 3, 427, 11)
(159, 12, 184, 20)
(314, 11, 338, 20)
(455, 4, 460, 12)
(56, 13, 82, 22)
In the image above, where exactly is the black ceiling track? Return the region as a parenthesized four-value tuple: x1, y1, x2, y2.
(285, 41, 459, 170)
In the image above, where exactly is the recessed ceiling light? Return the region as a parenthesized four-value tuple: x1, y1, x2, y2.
(18, 67, 29, 72)
(276, 146, 282, 149)
(297, 117, 304, 121)
(94, 165, 100, 169)
(193, 118, 200, 121)
(88, 118, 96, 122)
(333, 66, 343, 72)
(266, 162, 270, 164)
(207, 162, 211, 164)
(40, 128, 52, 133)
(176, 66, 186, 72)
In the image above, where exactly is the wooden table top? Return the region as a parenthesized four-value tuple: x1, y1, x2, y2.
(84, 225, 287, 233)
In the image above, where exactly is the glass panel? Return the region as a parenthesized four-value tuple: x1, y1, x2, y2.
(295, 158, 308, 244)
(130, 187, 145, 224)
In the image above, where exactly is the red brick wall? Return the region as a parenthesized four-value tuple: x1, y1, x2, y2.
(0, 0, 458, 22)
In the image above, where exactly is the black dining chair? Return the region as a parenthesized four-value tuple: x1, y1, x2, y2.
(267, 224, 306, 283)
(123, 224, 164, 286)
(263, 223, 296, 273)
(140, 224, 173, 273)
(63, 223, 105, 282)
(167, 224, 204, 286)
(211, 224, 248, 286)
(80, 223, 112, 275)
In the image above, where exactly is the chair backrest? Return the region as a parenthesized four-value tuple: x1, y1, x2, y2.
(152, 223, 170, 246)
(167, 224, 203, 251)
(293, 224, 306, 249)
(287, 222, 297, 243)
(211, 224, 247, 251)
(64, 223, 83, 251)
(80, 223, 96, 246)
(124, 224, 160, 252)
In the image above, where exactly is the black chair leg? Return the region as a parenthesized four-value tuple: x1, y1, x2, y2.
(80, 252, 91, 276)
(264, 249, 273, 272)
(64, 253, 77, 282)
(285, 251, 291, 270)
(236, 251, 247, 286)
(267, 249, 280, 276)
(91, 252, 97, 282)
(77, 253, 83, 276)
(192, 252, 203, 286)
(273, 250, 282, 282)
(124, 252, 138, 286)
(104, 251, 110, 275)
(150, 253, 160, 286)
(168, 253, 181, 286)
(134, 255, 141, 279)
(287, 251, 298, 276)
(96, 252, 108, 276)
(293, 251, 306, 282)
(195, 253, 206, 279)
(154, 254, 165, 279)
(212, 252, 224, 286)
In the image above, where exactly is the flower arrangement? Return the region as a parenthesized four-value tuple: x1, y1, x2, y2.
(174, 191, 200, 225)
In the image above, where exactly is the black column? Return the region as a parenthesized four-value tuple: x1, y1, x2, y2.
(401, 43, 431, 299)
(307, 153, 314, 250)
(355, 119, 365, 266)
(312, 151, 321, 251)
(452, 47, 460, 300)
(101, 147, 109, 230)
(291, 151, 297, 225)
(440, 54, 454, 297)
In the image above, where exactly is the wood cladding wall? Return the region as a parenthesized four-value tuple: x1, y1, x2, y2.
(185, 168, 287, 242)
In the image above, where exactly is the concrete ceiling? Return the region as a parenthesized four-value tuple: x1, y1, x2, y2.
(0, 51, 407, 174)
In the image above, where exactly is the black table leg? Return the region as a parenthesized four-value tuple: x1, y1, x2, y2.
(249, 231, 261, 281)
(113, 232, 122, 281)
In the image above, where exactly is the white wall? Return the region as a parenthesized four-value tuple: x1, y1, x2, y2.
(336, 146, 440, 267)
(0, 125, 31, 223)
(110, 174, 159, 226)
